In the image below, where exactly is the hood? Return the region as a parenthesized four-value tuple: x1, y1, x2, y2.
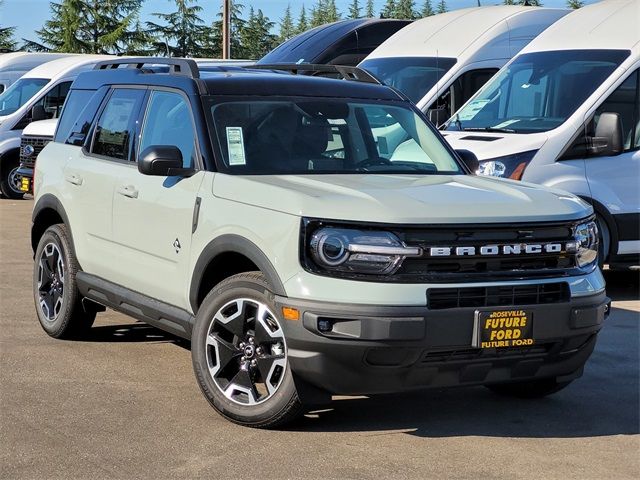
(443, 131, 548, 160)
(213, 173, 591, 224)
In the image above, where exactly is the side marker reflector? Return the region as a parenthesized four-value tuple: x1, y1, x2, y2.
(282, 307, 300, 321)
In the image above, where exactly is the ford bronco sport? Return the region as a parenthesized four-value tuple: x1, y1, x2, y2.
(32, 58, 610, 428)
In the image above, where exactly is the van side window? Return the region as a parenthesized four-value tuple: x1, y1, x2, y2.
(139, 91, 196, 168)
(55, 88, 105, 144)
(32, 81, 72, 119)
(595, 69, 639, 151)
(91, 89, 146, 161)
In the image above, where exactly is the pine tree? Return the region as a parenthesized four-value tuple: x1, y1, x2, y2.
(381, 0, 396, 18)
(395, 0, 416, 19)
(240, 7, 277, 60)
(208, 1, 246, 58)
(420, 0, 434, 16)
(0, 1, 17, 51)
(146, 0, 209, 57)
(279, 4, 295, 41)
(503, 0, 516, 4)
(296, 4, 308, 33)
(566, 0, 583, 8)
(325, 0, 340, 22)
(310, 2, 323, 27)
(28, 0, 143, 54)
(436, 0, 447, 14)
(365, 0, 375, 17)
(348, 0, 361, 18)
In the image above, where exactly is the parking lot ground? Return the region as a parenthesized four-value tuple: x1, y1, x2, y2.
(1, 198, 638, 480)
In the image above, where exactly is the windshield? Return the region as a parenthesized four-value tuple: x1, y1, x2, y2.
(446, 50, 630, 134)
(0, 78, 49, 116)
(359, 57, 457, 104)
(208, 97, 463, 175)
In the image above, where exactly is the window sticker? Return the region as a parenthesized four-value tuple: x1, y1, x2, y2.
(226, 126, 246, 166)
(457, 99, 490, 121)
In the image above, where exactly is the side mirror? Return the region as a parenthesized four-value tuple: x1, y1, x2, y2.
(427, 108, 449, 127)
(138, 145, 194, 177)
(589, 112, 623, 157)
(456, 149, 479, 173)
(31, 105, 47, 122)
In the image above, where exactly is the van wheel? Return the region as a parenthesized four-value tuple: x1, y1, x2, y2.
(596, 214, 610, 266)
(191, 272, 303, 428)
(0, 155, 25, 199)
(486, 378, 572, 398)
(33, 224, 95, 338)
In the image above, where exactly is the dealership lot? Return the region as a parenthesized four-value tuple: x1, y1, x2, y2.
(0, 199, 638, 479)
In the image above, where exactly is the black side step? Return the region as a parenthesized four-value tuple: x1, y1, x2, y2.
(76, 272, 194, 340)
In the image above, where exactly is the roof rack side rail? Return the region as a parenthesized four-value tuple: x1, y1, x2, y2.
(250, 64, 381, 85)
(93, 57, 200, 79)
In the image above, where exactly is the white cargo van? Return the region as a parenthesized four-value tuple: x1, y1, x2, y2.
(0, 52, 73, 94)
(444, 0, 640, 268)
(359, 6, 569, 126)
(0, 55, 112, 198)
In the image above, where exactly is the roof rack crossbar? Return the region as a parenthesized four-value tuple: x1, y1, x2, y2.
(250, 64, 381, 85)
(93, 57, 200, 79)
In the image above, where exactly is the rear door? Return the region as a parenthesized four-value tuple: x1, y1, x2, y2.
(110, 88, 204, 310)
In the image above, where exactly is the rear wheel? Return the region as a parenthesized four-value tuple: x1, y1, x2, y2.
(191, 272, 303, 428)
(486, 378, 572, 399)
(0, 155, 25, 199)
(33, 224, 95, 338)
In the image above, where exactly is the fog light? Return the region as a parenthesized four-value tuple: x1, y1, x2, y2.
(317, 319, 333, 332)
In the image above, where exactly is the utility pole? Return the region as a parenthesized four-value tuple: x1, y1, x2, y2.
(222, 0, 231, 59)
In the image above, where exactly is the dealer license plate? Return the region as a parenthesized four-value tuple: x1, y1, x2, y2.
(473, 309, 534, 349)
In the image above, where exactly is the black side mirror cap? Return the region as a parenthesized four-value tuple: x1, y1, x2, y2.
(456, 149, 479, 174)
(138, 145, 195, 177)
(588, 112, 623, 157)
(31, 105, 47, 122)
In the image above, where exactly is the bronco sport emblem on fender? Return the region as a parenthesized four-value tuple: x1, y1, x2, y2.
(173, 238, 181, 254)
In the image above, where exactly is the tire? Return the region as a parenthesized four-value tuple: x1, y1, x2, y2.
(191, 272, 303, 428)
(595, 214, 611, 267)
(0, 155, 25, 200)
(486, 378, 572, 399)
(33, 224, 95, 338)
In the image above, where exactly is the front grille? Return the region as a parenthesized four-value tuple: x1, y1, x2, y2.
(427, 282, 570, 310)
(421, 343, 553, 363)
(19, 135, 51, 167)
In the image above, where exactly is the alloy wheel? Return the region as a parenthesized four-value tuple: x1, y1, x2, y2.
(37, 243, 65, 322)
(206, 298, 287, 406)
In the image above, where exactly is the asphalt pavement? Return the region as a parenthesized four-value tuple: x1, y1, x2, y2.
(1, 198, 638, 479)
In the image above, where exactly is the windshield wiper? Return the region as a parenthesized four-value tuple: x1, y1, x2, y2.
(462, 127, 517, 133)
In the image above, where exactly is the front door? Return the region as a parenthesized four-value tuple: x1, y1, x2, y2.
(111, 89, 204, 310)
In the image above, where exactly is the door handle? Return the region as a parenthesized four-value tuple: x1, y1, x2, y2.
(65, 173, 83, 186)
(117, 184, 139, 199)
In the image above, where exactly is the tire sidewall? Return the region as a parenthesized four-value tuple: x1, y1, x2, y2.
(33, 225, 81, 337)
(191, 275, 298, 426)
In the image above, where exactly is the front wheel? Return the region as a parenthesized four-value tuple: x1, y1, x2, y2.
(191, 272, 303, 428)
(0, 155, 26, 199)
(485, 378, 572, 399)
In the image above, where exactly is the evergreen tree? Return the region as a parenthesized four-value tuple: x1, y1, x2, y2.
(325, 0, 341, 22)
(348, 0, 361, 19)
(381, 0, 396, 18)
(0, 1, 17, 51)
(365, 0, 375, 17)
(436, 0, 447, 14)
(279, 4, 296, 41)
(28, 0, 143, 54)
(208, 1, 246, 58)
(240, 6, 277, 60)
(310, 2, 322, 27)
(420, 0, 434, 16)
(566, 0, 583, 8)
(296, 4, 308, 33)
(146, 0, 208, 57)
(503, 0, 516, 4)
(395, 0, 416, 19)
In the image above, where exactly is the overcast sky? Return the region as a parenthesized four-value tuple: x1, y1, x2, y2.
(3, 0, 599, 44)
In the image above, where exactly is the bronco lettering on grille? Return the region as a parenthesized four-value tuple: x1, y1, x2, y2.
(427, 243, 564, 257)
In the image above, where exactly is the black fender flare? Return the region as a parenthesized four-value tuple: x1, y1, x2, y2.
(31, 194, 75, 256)
(189, 234, 287, 314)
(578, 195, 619, 259)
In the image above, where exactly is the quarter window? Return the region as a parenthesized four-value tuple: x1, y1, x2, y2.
(139, 91, 196, 168)
(92, 89, 145, 161)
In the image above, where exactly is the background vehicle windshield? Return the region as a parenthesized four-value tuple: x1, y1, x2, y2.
(359, 57, 457, 103)
(446, 50, 629, 134)
(0, 78, 49, 117)
(208, 97, 462, 175)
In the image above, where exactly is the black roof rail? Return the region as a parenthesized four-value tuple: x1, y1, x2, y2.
(249, 63, 381, 85)
(93, 57, 200, 79)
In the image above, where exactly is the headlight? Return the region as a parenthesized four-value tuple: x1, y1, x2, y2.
(308, 227, 421, 275)
(567, 220, 599, 268)
(477, 150, 537, 180)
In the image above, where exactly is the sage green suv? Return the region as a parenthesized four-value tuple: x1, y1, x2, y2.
(31, 59, 609, 428)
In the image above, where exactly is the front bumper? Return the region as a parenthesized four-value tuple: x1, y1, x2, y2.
(275, 290, 610, 396)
